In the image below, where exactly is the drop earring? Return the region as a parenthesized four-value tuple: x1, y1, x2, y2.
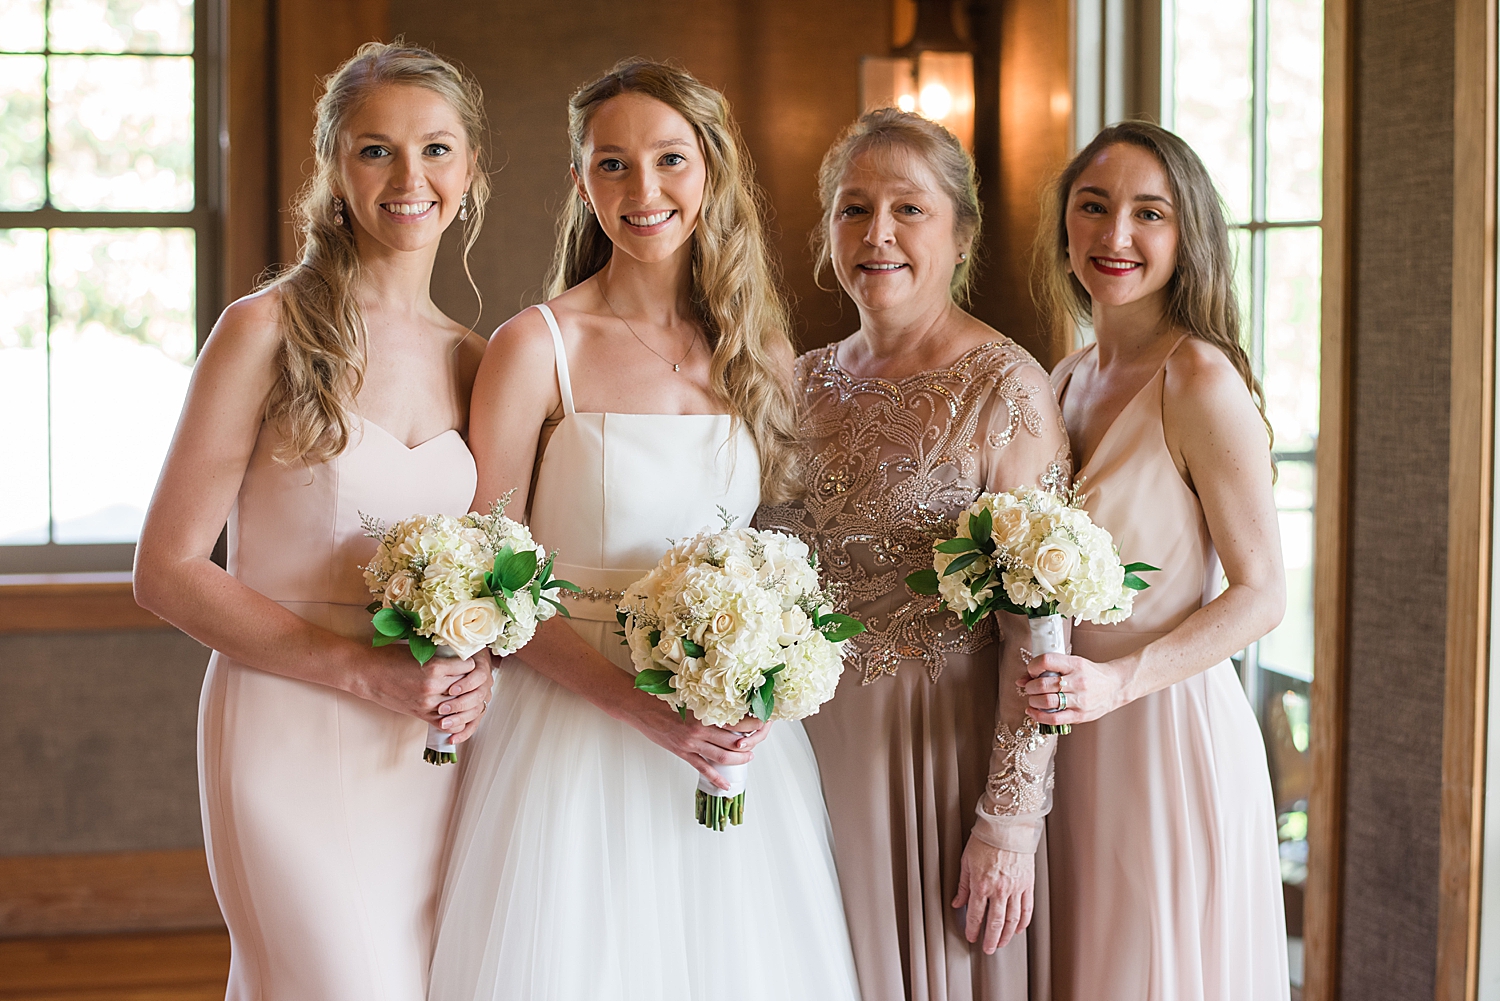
(459, 191, 469, 221)
(332, 197, 344, 226)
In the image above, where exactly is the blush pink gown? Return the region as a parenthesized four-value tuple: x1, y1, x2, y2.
(1048, 341, 1289, 1001)
(197, 418, 476, 1000)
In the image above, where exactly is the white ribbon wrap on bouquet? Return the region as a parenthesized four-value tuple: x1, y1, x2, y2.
(1028, 614, 1068, 659)
(697, 760, 749, 799)
(426, 642, 485, 762)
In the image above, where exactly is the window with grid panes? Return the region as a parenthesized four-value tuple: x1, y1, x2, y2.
(0, 0, 214, 573)
(1170, 0, 1321, 981)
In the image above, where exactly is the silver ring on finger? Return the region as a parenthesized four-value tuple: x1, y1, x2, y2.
(481, 699, 489, 713)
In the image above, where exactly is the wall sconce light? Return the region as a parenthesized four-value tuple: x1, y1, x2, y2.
(860, 0, 975, 150)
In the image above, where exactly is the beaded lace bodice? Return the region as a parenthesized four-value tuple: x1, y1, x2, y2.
(758, 340, 1069, 684)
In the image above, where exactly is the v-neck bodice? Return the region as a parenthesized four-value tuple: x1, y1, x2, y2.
(1051, 339, 1219, 646)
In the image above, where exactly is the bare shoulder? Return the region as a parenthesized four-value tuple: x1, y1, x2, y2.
(1050, 344, 1092, 386)
(1163, 335, 1254, 416)
(482, 304, 561, 375)
(200, 287, 283, 374)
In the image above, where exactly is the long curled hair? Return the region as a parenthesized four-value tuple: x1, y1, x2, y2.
(264, 40, 491, 465)
(545, 58, 802, 504)
(812, 108, 983, 303)
(1033, 121, 1271, 447)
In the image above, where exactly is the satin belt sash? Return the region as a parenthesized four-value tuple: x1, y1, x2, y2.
(553, 562, 649, 622)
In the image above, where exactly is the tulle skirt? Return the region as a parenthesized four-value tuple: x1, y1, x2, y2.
(429, 626, 862, 1001)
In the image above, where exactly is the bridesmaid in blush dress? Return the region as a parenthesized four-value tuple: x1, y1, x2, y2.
(1025, 122, 1290, 1000)
(134, 43, 496, 1000)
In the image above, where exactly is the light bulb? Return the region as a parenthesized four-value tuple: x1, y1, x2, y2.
(919, 83, 953, 121)
(897, 93, 916, 113)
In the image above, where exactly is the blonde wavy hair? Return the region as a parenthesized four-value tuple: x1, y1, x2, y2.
(264, 40, 490, 464)
(1033, 121, 1271, 448)
(812, 108, 982, 303)
(545, 58, 802, 504)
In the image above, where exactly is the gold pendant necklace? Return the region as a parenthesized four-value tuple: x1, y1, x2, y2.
(599, 284, 696, 372)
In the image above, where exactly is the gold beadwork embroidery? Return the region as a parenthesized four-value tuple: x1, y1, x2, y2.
(984, 716, 1052, 816)
(757, 340, 1069, 683)
(562, 586, 625, 603)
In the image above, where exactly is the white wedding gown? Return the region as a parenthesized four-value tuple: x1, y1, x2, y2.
(428, 305, 861, 1001)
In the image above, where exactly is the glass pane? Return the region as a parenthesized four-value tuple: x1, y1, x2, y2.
(1260, 460, 1315, 679)
(48, 0, 194, 54)
(1267, 0, 1325, 220)
(0, 230, 50, 545)
(48, 228, 195, 544)
(0, 56, 45, 210)
(48, 54, 194, 211)
(1174, 0, 1253, 221)
(0, 0, 45, 53)
(1264, 226, 1322, 453)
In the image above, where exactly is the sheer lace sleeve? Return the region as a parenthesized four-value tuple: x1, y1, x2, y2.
(968, 361, 1072, 852)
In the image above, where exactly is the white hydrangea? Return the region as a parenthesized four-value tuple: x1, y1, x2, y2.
(360, 505, 563, 657)
(927, 486, 1141, 626)
(618, 523, 854, 727)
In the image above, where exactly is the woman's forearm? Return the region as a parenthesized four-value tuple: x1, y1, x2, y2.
(134, 554, 364, 693)
(511, 615, 648, 720)
(1111, 580, 1284, 705)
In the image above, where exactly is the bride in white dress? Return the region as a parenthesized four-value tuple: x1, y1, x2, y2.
(428, 59, 861, 1001)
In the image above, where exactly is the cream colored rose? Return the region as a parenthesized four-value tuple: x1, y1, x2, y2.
(434, 597, 506, 655)
(384, 570, 416, 606)
(709, 610, 737, 636)
(1032, 538, 1081, 592)
(990, 503, 1030, 549)
(777, 606, 814, 646)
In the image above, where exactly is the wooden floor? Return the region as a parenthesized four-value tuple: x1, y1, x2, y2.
(0, 931, 229, 1001)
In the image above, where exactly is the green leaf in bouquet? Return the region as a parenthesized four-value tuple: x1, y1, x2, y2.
(680, 637, 706, 658)
(906, 568, 940, 594)
(934, 536, 979, 554)
(969, 570, 995, 594)
(971, 507, 993, 547)
(409, 634, 437, 664)
(634, 668, 677, 695)
(1122, 562, 1158, 591)
(648, 629, 662, 649)
(819, 613, 866, 643)
(544, 596, 573, 619)
(943, 552, 981, 577)
(498, 549, 539, 593)
(749, 664, 785, 721)
(371, 632, 401, 647)
(678, 704, 689, 721)
(373, 608, 412, 638)
(617, 609, 629, 629)
(365, 600, 383, 614)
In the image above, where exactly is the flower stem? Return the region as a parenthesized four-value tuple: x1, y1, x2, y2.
(1038, 723, 1071, 736)
(695, 789, 746, 830)
(424, 748, 457, 765)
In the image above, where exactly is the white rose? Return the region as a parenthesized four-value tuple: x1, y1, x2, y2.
(384, 570, 416, 606)
(709, 610, 737, 636)
(434, 597, 506, 654)
(1032, 538, 1081, 593)
(778, 606, 814, 646)
(989, 500, 1030, 550)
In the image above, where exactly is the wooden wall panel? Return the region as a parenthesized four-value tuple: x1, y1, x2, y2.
(0, 850, 221, 939)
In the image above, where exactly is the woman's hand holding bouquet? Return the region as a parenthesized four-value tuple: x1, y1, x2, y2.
(906, 486, 1154, 734)
(618, 514, 864, 830)
(362, 496, 578, 763)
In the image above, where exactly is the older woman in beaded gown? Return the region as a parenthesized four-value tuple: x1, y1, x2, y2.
(757, 110, 1069, 1001)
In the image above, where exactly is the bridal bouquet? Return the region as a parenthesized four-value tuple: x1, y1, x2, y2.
(906, 486, 1154, 734)
(362, 498, 577, 763)
(617, 516, 865, 830)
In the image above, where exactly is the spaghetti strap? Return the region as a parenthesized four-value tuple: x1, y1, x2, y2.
(534, 303, 575, 417)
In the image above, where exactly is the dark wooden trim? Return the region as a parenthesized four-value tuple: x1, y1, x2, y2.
(0, 928, 229, 995)
(0, 574, 169, 633)
(225, 0, 278, 303)
(1436, 0, 1498, 992)
(0, 850, 222, 939)
(1302, 0, 1354, 991)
